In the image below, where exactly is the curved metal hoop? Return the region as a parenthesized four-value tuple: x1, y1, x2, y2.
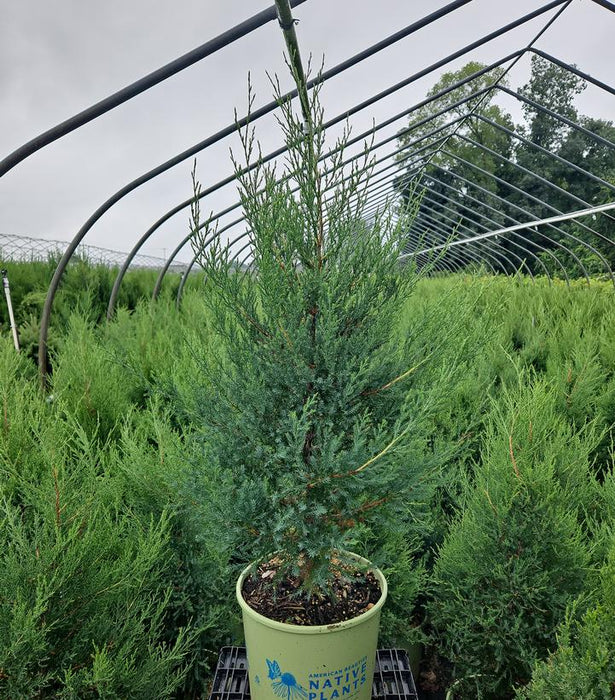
(2, 0, 607, 387)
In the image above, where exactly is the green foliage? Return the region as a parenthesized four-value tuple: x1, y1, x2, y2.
(519, 54, 586, 151)
(2, 255, 615, 697)
(397, 61, 514, 179)
(186, 72, 437, 592)
(513, 56, 615, 270)
(0, 256, 184, 365)
(45, 293, 214, 445)
(394, 62, 521, 272)
(50, 315, 140, 443)
(110, 404, 237, 694)
(518, 532, 615, 699)
(429, 376, 594, 698)
(0, 339, 192, 698)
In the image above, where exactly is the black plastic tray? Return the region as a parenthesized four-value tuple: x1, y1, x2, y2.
(210, 647, 418, 700)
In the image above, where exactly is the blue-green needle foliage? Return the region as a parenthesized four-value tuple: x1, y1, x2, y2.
(189, 72, 432, 592)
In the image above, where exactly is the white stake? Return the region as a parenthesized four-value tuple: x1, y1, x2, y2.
(1, 270, 20, 352)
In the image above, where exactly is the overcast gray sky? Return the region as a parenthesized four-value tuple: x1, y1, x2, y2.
(1, 0, 614, 264)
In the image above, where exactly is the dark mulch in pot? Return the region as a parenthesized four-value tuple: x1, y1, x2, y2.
(241, 557, 382, 626)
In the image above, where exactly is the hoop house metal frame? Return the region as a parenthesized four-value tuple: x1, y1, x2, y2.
(1, 0, 614, 385)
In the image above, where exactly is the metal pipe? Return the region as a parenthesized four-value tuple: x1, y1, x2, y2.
(410, 224, 497, 276)
(133, 60, 511, 286)
(529, 48, 615, 98)
(591, 0, 615, 11)
(497, 85, 615, 152)
(404, 223, 465, 274)
(438, 148, 614, 280)
(390, 156, 591, 283)
(113, 6, 571, 316)
(108, 195, 245, 317)
(176, 223, 250, 305)
(383, 163, 567, 280)
(338, 137, 450, 209)
(426, 162, 592, 283)
(328, 124, 467, 219)
(412, 0, 573, 203)
(118, 58, 515, 296)
(108, 90, 467, 317)
(410, 201, 532, 278)
(417, 189, 550, 279)
(473, 113, 615, 198)
(177, 199, 472, 308)
(439, 140, 615, 255)
(457, 134, 615, 243)
(152, 214, 243, 300)
(129, 79, 498, 312)
(43, 0, 474, 345)
(157, 132, 450, 302)
(409, 201, 615, 256)
(388, 192, 510, 275)
(347, 183, 520, 278)
(342, 60, 615, 219)
(0, 0, 309, 177)
(274, 0, 311, 126)
(417, 169, 571, 284)
(409, 218, 503, 274)
(116, 30, 590, 314)
(121, 116, 448, 315)
(409, 220, 468, 271)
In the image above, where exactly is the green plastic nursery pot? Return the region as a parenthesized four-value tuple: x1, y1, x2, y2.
(236, 554, 388, 700)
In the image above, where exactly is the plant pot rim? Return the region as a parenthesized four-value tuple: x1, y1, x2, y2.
(236, 551, 388, 635)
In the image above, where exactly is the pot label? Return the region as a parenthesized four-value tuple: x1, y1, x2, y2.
(265, 656, 368, 700)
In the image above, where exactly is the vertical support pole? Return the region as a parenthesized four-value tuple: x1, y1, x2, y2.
(274, 0, 311, 128)
(2, 270, 20, 352)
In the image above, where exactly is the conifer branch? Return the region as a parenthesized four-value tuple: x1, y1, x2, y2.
(362, 357, 430, 396)
(509, 434, 521, 480)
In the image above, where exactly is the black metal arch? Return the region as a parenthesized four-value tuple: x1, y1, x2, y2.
(437, 148, 615, 280)
(412, 171, 574, 284)
(449, 137, 615, 253)
(344, 109, 609, 281)
(410, 202, 615, 262)
(107, 44, 528, 317)
(2, 0, 614, 386)
(396, 190, 550, 279)
(35, 0, 478, 381)
(364, 144, 608, 282)
(0, 1, 309, 177)
(103, 5, 611, 327)
(175, 47, 615, 305)
(364, 90, 615, 283)
(67, 0, 570, 330)
(422, 166, 587, 283)
(407, 209, 534, 278)
(357, 172, 545, 277)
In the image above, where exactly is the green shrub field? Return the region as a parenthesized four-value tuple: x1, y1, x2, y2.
(0, 258, 187, 366)
(1, 268, 615, 698)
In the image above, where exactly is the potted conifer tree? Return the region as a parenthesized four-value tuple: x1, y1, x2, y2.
(191, 65, 428, 700)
